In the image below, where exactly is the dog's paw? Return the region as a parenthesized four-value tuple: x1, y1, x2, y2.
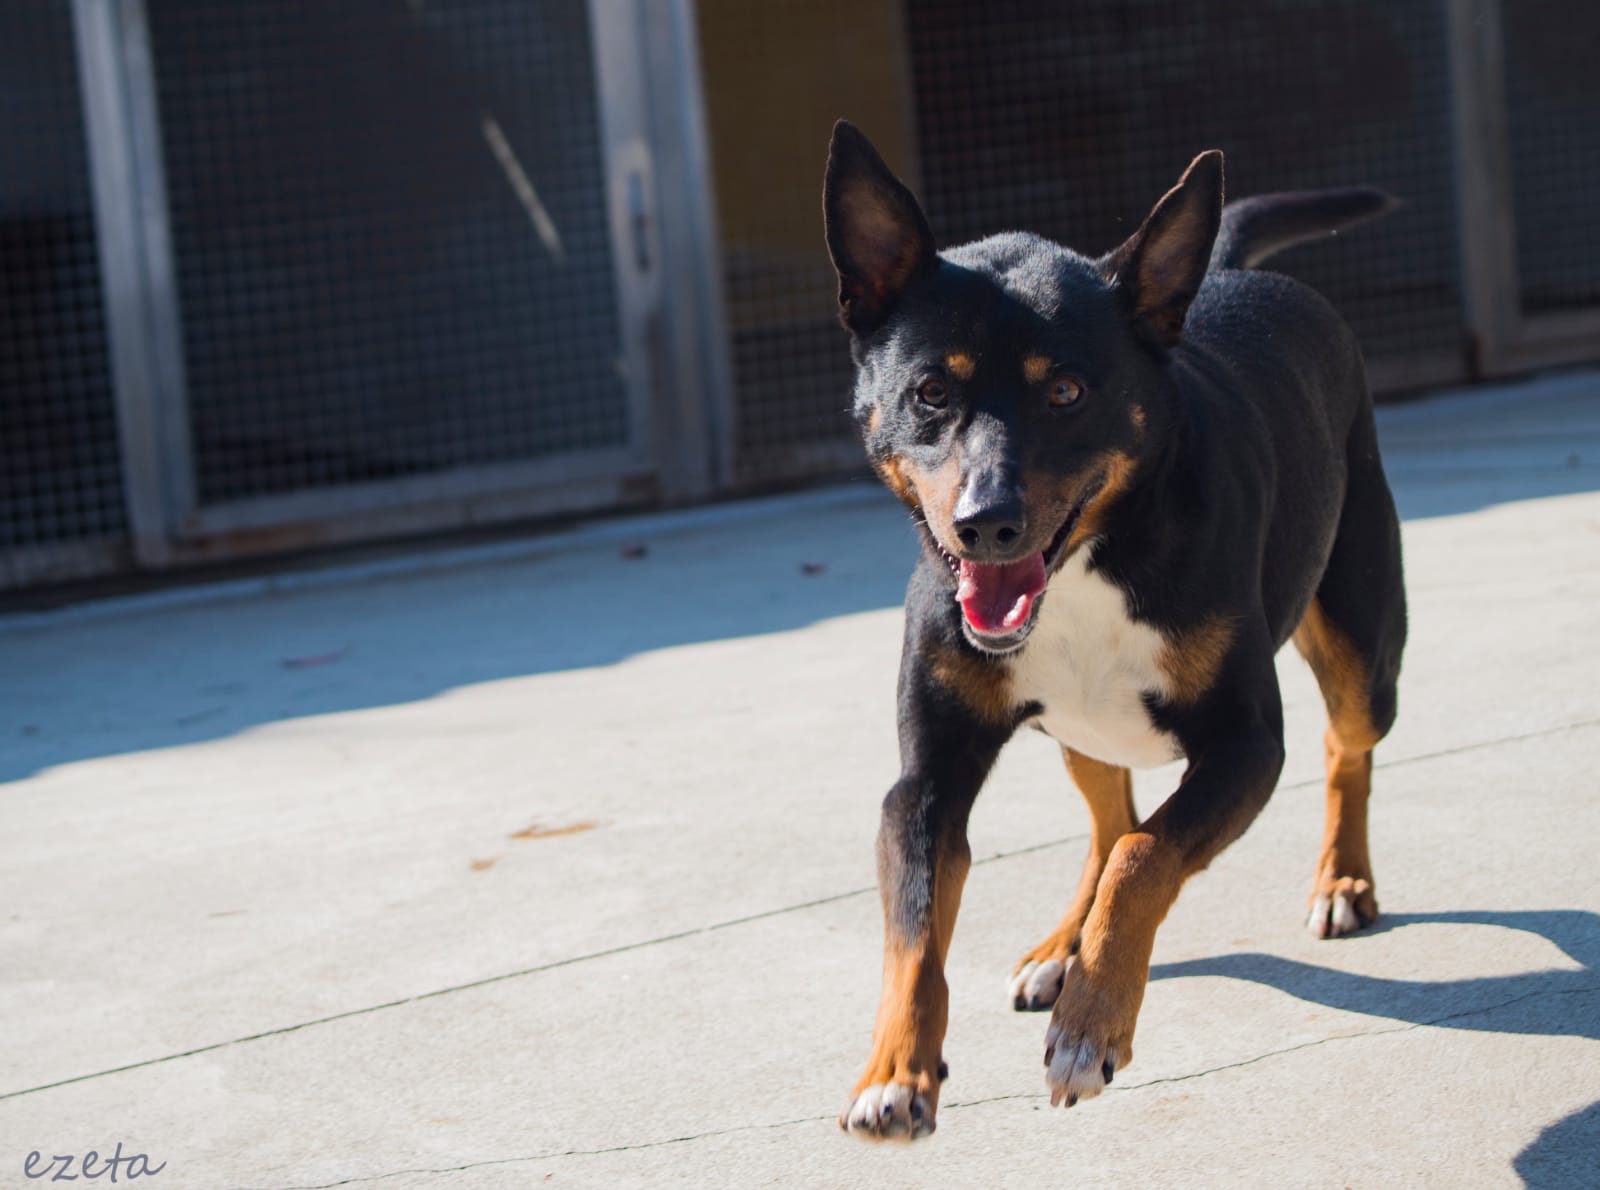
(840, 1069, 943, 1141)
(1042, 962, 1136, 1109)
(1008, 957, 1068, 1012)
(1306, 875, 1377, 939)
(1008, 921, 1085, 1012)
(1044, 1029, 1122, 1107)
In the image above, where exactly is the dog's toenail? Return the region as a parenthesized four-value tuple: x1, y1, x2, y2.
(1102, 1059, 1115, 1084)
(910, 1100, 923, 1120)
(1044, 1044, 1055, 1066)
(1067, 1093, 1078, 1107)
(938, 1060, 949, 1081)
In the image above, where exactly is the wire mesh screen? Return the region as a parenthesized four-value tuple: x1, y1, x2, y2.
(0, 3, 126, 581)
(722, 257, 859, 489)
(696, 0, 918, 489)
(144, 0, 630, 507)
(700, 1, 1467, 491)
(908, 0, 1464, 372)
(1501, 1, 1600, 317)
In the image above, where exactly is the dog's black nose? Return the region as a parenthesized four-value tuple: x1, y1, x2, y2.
(952, 482, 1026, 554)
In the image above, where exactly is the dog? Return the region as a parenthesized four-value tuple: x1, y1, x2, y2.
(822, 120, 1406, 1139)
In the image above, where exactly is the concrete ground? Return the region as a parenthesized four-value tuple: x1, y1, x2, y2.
(3, 372, 1599, 1189)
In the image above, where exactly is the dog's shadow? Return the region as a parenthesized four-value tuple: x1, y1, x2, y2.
(1149, 908, 1600, 1040)
(1149, 909, 1600, 1186)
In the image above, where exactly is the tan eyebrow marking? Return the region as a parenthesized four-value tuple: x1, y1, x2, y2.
(1023, 354, 1052, 384)
(944, 352, 976, 381)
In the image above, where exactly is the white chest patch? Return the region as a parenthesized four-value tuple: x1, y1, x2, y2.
(1008, 553, 1183, 769)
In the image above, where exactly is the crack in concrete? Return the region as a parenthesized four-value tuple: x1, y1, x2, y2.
(5, 714, 1596, 1108)
(0, 834, 1080, 1104)
(229, 1111, 840, 1190)
(230, 981, 1600, 1189)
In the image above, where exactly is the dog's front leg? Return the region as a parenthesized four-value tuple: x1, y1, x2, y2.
(1043, 688, 1285, 1108)
(841, 656, 1012, 1141)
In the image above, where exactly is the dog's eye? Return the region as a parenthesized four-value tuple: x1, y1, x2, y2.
(1049, 377, 1084, 408)
(916, 378, 948, 408)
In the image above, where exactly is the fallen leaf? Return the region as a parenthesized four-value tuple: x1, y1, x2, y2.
(283, 649, 346, 669)
(469, 857, 498, 871)
(509, 820, 602, 841)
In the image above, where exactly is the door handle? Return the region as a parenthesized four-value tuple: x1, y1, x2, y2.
(627, 167, 652, 273)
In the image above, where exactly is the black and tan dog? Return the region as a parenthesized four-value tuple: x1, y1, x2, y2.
(823, 121, 1406, 1139)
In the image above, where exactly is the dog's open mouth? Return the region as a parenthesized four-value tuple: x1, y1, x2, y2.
(955, 552, 1049, 636)
(922, 480, 1101, 653)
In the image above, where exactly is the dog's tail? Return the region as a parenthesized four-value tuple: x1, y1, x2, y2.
(1211, 187, 1398, 271)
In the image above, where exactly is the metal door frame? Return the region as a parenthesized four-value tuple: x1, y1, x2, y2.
(1448, 0, 1600, 379)
(0, 3, 136, 593)
(633, 0, 737, 496)
(72, 0, 191, 568)
(72, 0, 730, 570)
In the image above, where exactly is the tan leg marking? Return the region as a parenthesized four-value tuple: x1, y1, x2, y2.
(1294, 598, 1383, 938)
(844, 844, 967, 1140)
(1045, 831, 1186, 1104)
(1010, 750, 1137, 1011)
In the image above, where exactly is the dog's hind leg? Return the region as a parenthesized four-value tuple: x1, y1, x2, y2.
(1008, 749, 1137, 1011)
(1294, 405, 1407, 939)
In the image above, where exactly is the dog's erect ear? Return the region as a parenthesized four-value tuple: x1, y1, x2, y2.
(1102, 150, 1225, 348)
(823, 120, 937, 334)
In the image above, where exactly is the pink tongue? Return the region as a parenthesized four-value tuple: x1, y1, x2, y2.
(955, 553, 1048, 635)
